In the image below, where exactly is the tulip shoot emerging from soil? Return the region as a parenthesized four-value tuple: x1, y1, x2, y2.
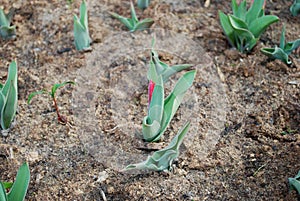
(27, 81, 75, 124)
(142, 40, 195, 142)
(0, 61, 18, 130)
(290, 0, 300, 16)
(74, 0, 92, 51)
(109, 1, 154, 32)
(288, 170, 300, 195)
(0, 162, 30, 201)
(124, 121, 190, 171)
(0, 8, 16, 39)
(219, 0, 279, 53)
(261, 24, 300, 65)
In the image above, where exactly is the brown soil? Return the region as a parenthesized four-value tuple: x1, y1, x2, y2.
(0, 0, 300, 200)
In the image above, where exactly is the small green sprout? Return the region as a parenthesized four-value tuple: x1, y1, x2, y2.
(288, 170, 300, 195)
(109, 1, 154, 32)
(142, 40, 196, 142)
(261, 24, 300, 65)
(290, 0, 300, 16)
(0, 61, 18, 130)
(28, 81, 75, 124)
(0, 162, 30, 201)
(74, 0, 92, 51)
(219, 0, 279, 53)
(123, 122, 190, 171)
(137, 0, 151, 10)
(0, 8, 16, 39)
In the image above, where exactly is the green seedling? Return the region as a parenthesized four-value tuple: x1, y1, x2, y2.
(74, 0, 92, 51)
(219, 0, 279, 53)
(288, 170, 300, 195)
(137, 0, 151, 10)
(0, 162, 30, 201)
(28, 81, 75, 124)
(0, 8, 16, 39)
(109, 1, 154, 32)
(142, 40, 196, 142)
(290, 0, 300, 16)
(0, 61, 18, 130)
(124, 122, 190, 171)
(261, 24, 300, 65)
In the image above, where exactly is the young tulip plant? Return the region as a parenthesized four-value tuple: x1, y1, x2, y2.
(0, 61, 18, 131)
(142, 40, 196, 142)
(123, 122, 190, 171)
(74, 0, 92, 51)
(219, 0, 279, 53)
(0, 8, 16, 39)
(28, 81, 75, 124)
(261, 24, 300, 65)
(0, 162, 30, 201)
(109, 1, 154, 32)
(290, 0, 300, 16)
(288, 170, 300, 196)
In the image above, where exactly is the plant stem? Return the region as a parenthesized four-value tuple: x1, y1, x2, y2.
(53, 96, 67, 124)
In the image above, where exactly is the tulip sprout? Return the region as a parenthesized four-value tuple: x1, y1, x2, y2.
(142, 39, 196, 142)
(109, 1, 154, 32)
(261, 24, 300, 65)
(74, 0, 92, 51)
(28, 81, 75, 124)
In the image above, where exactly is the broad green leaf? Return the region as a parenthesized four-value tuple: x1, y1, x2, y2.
(279, 24, 286, 49)
(0, 92, 5, 118)
(232, 0, 246, 20)
(248, 15, 279, 38)
(134, 18, 154, 32)
(124, 122, 190, 171)
(290, 0, 300, 16)
(284, 39, 300, 55)
(2, 61, 17, 97)
(130, 1, 138, 23)
(245, 0, 265, 25)
(261, 47, 291, 64)
(27, 90, 49, 104)
(219, 11, 235, 47)
(0, 26, 16, 39)
(289, 170, 300, 194)
(79, 0, 88, 30)
(0, 9, 10, 27)
(0, 182, 7, 201)
(137, 0, 151, 10)
(7, 163, 30, 201)
(109, 12, 134, 30)
(51, 81, 75, 98)
(162, 64, 193, 82)
(229, 15, 248, 30)
(1, 81, 17, 130)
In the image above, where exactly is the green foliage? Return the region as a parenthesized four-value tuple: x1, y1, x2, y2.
(124, 122, 190, 171)
(0, 8, 16, 39)
(0, 61, 18, 130)
(74, 0, 91, 51)
(109, 1, 154, 32)
(28, 81, 75, 124)
(261, 25, 300, 65)
(142, 42, 195, 142)
(290, 0, 300, 16)
(289, 170, 300, 195)
(137, 0, 151, 10)
(219, 0, 279, 53)
(0, 162, 30, 201)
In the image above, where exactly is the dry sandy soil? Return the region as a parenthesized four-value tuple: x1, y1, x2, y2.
(0, 0, 300, 200)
